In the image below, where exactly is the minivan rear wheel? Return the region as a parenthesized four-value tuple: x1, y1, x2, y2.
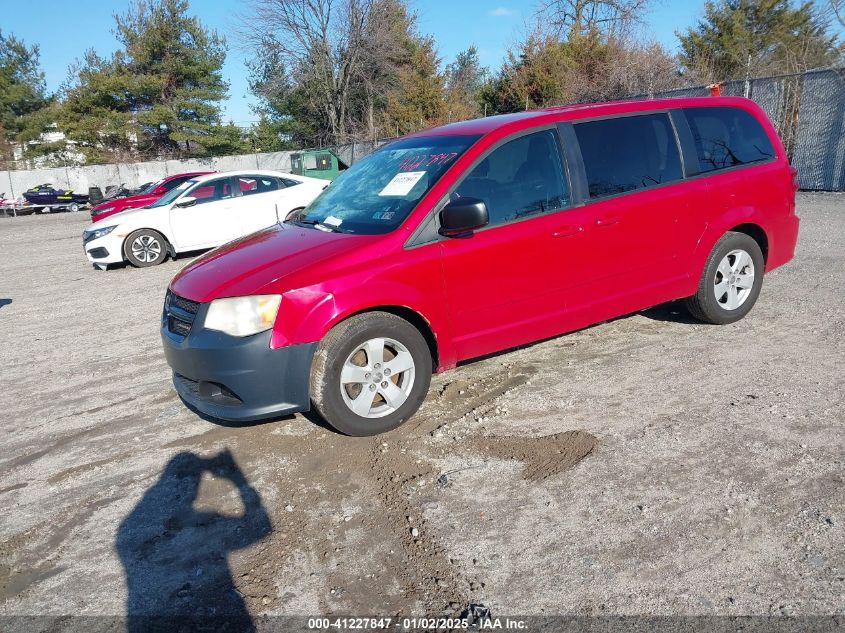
(310, 312, 432, 436)
(685, 231, 764, 324)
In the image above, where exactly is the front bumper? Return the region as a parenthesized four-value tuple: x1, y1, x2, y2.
(83, 233, 125, 265)
(161, 302, 316, 422)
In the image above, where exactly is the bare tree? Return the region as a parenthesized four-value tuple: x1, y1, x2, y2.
(538, 0, 652, 39)
(242, 0, 375, 144)
(833, 0, 845, 28)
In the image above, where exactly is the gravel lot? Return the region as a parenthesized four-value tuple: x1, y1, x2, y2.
(0, 193, 843, 622)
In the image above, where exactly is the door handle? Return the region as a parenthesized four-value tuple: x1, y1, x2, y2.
(596, 215, 621, 227)
(552, 225, 583, 238)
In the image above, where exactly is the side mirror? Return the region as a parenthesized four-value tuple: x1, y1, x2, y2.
(438, 197, 488, 237)
(153, 186, 166, 195)
(174, 196, 197, 208)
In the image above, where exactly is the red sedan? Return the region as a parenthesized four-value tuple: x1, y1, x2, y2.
(90, 172, 213, 221)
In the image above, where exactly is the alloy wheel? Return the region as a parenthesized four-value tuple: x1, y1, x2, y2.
(713, 248, 755, 310)
(131, 235, 162, 264)
(339, 337, 416, 418)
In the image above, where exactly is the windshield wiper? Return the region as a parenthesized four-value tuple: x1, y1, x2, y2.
(296, 219, 343, 233)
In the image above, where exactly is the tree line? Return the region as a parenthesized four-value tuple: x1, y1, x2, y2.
(1, 0, 842, 168)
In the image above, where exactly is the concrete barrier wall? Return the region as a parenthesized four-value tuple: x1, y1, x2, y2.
(0, 151, 299, 201)
(0, 141, 386, 201)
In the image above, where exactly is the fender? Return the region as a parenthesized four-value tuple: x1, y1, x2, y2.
(270, 279, 454, 370)
(684, 205, 770, 294)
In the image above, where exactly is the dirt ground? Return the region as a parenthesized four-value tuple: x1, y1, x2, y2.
(0, 194, 843, 622)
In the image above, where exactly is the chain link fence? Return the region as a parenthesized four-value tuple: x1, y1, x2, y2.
(331, 69, 845, 192)
(635, 68, 845, 191)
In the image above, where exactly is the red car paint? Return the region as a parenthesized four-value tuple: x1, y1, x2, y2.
(170, 96, 799, 371)
(90, 172, 212, 222)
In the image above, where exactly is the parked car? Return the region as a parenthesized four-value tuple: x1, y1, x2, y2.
(82, 170, 326, 269)
(90, 172, 212, 221)
(22, 184, 89, 210)
(160, 97, 800, 436)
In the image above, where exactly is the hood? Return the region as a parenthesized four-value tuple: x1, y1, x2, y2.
(92, 193, 156, 215)
(90, 203, 162, 227)
(170, 224, 380, 302)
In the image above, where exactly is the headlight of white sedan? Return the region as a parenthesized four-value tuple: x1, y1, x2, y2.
(83, 224, 117, 242)
(204, 295, 282, 337)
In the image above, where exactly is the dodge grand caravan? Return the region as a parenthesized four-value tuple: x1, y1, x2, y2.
(161, 96, 800, 436)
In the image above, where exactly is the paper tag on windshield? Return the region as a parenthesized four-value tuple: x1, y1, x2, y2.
(323, 215, 342, 227)
(378, 171, 426, 196)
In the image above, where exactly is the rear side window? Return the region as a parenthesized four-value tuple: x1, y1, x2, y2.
(685, 107, 775, 173)
(239, 176, 280, 195)
(574, 113, 683, 199)
(454, 129, 569, 227)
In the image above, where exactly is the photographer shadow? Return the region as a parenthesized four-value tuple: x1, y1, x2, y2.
(116, 450, 271, 632)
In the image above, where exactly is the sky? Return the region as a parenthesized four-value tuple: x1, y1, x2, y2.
(0, 0, 734, 124)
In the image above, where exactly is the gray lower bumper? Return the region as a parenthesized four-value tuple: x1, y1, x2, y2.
(161, 324, 317, 422)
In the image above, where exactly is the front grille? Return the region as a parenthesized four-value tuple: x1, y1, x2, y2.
(169, 316, 192, 337)
(171, 294, 199, 315)
(163, 290, 201, 338)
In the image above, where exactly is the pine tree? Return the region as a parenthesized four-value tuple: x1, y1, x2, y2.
(677, 0, 843, 81)
(60, 0, 244, 162)
(444, 46, 489, 121)
(383, 36, 446, 135)
(0, 30, 51, 165)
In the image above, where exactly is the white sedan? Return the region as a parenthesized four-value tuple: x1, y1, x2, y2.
(82, 170, 326, 268)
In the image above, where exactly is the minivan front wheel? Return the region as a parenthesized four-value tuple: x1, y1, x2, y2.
(685, 231, 764, 324)
(310, 312, 432, 436)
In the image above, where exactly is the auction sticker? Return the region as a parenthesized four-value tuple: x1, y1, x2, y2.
(378, 171, 426, 196)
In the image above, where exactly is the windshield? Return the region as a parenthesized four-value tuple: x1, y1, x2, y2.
(139, 180, 163, 195)
(148, 179, 196, 208)
(297, 134, 480, 234)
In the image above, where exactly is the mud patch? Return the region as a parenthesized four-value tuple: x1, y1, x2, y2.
(470, 431, 598, 481)
(0, 562, 64, 603)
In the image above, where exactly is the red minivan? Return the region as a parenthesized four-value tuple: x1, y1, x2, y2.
(161, 97, 799, 436)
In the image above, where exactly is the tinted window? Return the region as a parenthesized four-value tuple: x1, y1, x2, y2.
(685, 107, 775, 173)
(454, 129, 569, 227)
(281, 178, 300, 188)
(575, 113, 683, 199)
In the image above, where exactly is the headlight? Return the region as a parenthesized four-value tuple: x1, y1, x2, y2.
(83, 225, 117, 242)
(94, 206, 114, 215)
(204, 295, 282, 337)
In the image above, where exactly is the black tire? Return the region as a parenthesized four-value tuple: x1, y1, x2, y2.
(123, 229, 168, 267)
(310, 312, 432, 436)
(284, 207, 305, 223)
(685, 231, 764, 325)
